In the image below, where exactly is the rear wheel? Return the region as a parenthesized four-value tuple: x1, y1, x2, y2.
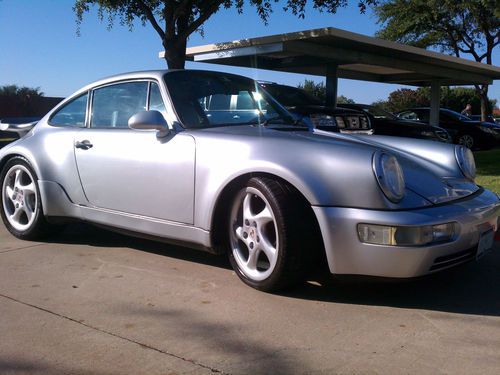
(228, 177, 311, 291)
(458, 134, 475, 149)
(0, 157, 51, 240)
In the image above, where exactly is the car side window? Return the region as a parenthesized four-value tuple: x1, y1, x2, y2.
(417, 111, 429, 122)
(236, 91, 254, 110)
(399, 111, 419, 121)
(148, 82, 167, 117)
(49, 93, 88, 127)
(207, 95, 231, 110)
(91, 81, 148, 128)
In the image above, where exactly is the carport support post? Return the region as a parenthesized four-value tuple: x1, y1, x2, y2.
(429, 80, 441, 126)
(325, 65, 338, 108)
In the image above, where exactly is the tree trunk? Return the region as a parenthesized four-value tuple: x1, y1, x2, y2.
(475, 84, 490, 121)
(163, 44, 187, 69)
(162, 16, 188, 70)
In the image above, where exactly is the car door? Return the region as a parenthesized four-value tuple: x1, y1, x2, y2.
(438, 112, 462, 139)
(74, 80, 195, 224)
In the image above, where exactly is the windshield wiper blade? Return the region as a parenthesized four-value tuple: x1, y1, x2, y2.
(261, 116, 300, 126)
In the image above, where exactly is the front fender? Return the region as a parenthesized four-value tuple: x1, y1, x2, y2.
(192, 131, 431, 231)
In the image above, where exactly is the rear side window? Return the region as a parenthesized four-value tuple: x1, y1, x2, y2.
(91, 81, 148, 128)
(49, 94, 88, 127)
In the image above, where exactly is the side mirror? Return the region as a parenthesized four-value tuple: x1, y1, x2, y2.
(128, 110, 170, 137)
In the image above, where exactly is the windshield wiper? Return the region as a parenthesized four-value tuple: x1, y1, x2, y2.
(261, 115, 302, 127)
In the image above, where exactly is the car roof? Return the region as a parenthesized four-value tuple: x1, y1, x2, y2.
(64, 69, 255, 101)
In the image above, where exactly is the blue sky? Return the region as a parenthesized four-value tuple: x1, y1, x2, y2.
(1, 0, 498, 105)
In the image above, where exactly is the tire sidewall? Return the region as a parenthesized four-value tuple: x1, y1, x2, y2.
(228, 177, 292, 291)
(0, 157, 45, 239)
(457, 134, 474, 149)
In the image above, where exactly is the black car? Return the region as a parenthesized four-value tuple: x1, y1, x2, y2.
(259, 83, 373, 134)
(0, 117, 40, 148)
(468, 114, 500, 125)
(397, 108, 500, 149)
(339, 104, 451, 143)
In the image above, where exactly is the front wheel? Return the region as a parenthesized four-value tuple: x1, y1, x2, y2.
(1, 157, 51, 240)
(228, 177, 309, 291)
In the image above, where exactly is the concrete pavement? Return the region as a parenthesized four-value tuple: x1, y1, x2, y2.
(1, 223, 499, 374)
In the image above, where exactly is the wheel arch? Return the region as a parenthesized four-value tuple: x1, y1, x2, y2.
(0, 152, 42, 180)
(209, 172, 326, 267)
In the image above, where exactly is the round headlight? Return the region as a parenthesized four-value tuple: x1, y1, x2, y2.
(373, 151, 405, 203)
(455, 145, 476, 181)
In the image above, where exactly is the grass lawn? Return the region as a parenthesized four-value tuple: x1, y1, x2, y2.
(474, 148, 500, 194)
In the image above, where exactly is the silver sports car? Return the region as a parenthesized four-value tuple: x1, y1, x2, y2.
(1, 70, 499, 291)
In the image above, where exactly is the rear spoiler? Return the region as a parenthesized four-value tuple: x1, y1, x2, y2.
(0, 121, 38, 137)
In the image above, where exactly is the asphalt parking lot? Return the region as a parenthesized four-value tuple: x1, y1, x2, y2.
(1, 223, 500, 375)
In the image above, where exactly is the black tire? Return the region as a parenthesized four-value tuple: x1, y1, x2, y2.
(457, 133, 475, 149)
(0, 156, 51, 240)
(227, 177, 315, 292)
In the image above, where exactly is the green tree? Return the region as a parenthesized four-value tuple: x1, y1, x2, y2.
(374, 0, 499, 120)
(0, 85, 44, 101)
(74, 0, 375, 69)
(372, 88, 428, 113)
(298, 79, 326, 102)
(297, 79, 355, 104)
(371, 86, 497, 114)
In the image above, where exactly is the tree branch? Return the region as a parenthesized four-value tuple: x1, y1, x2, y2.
(176, 0, 223, 41)
(136, 0, 165, 39)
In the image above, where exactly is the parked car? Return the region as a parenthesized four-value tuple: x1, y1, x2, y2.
(339, 104, 450, 143)
(258, 82, 373, 134)
(0, 117, 40, 148)
(397, 108, 500, 149)
(1, 70, 499, 292)
(468, 114, 499, 124)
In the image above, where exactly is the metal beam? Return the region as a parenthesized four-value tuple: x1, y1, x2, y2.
(192, 43, 284, 62)
(326, 65, 338, 107)
(283, 41, 493, 85)
(429, 80, 441, 126)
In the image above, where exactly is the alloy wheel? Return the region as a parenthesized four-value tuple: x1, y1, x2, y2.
(229, 186, 279, 282)
(2, 164, 38, 232)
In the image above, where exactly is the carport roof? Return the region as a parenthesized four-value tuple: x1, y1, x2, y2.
(171, 27, 500, 86)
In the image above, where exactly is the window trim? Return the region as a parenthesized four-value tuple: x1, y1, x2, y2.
(47, 92, 89, 128)
(87, 79, 163, 130)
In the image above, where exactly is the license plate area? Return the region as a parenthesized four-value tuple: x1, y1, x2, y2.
(477, 229, 494, 260)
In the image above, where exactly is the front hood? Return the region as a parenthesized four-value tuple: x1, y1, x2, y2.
(378, 118, 437, 130)
(474, 121, 500, 129)
(311, 130, 480, 204)
(195, 125, 479, 208)
(289, 105, 362, 116)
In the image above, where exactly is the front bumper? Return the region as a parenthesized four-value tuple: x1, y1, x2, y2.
(313, 188, 500, 278)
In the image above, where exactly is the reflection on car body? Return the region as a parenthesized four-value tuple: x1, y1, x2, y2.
(258, 82, 373, 134)
(339, 104, 451, 143)
(0, 70, 499, 292)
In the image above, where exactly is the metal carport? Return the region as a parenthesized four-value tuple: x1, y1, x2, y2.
(163, 27, 500, 126)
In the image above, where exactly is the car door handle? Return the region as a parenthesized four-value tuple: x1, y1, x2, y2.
(75, 140, 93, 150)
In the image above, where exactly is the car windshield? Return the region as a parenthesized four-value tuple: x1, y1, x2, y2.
(163, 71, 294, 129)
(441, 109, 472, 121)
(362, 106, 397, 120)
(262, 85, 323, 107)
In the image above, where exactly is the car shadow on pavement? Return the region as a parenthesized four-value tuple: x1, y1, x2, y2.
(47, 223, 500, 318)
(283, 250, 500, 317)
(45, 222, 232, 270)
